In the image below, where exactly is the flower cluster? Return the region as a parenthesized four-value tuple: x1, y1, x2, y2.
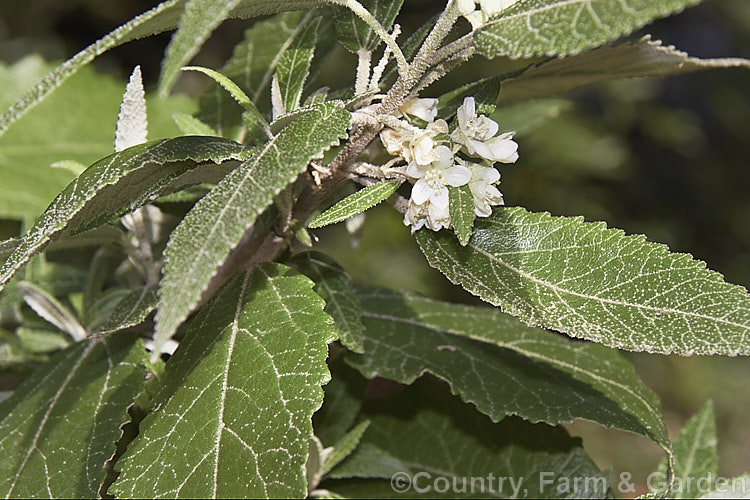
(380, 96, 518, 232)
(457, 0, 518, 29)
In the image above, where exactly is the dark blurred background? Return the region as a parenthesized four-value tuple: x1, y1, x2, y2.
(1, 0, 748, 495)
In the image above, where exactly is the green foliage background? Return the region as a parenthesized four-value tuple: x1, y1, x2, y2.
(0, 0, 748, 494)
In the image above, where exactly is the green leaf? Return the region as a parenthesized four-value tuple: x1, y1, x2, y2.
(111, 264, 336, 498)
(333, 0, 404, 52)
(153, 102, 350, 356)
(326, 443, 409, 480)
(417, 207, 750, 356)
(313, 360, 369, 446)
(448, 185, 475, 246)
(0, 334, 150, 498)
(159, 0, 331, 96)
(437, 76, 502, 120)
(0, 56, 197, 222)
(321, 421, 371, 477)
(94, 286, 158, 335)
(475, 0, 702, 59)
(275, 17, 322, 115)
(325, 378, 610, 498)
(499, 36, 750, 103)
(15, 328, 70, 354)
(309, 180, 402, 229)
(699, 473, 750, 499)
(182, 66, 270, 136)
(491, 98, 572, 136)
(18, 281, 86, 341)
(349, 286, 670, 453)
(172, 112, 218, 136)
(0, 136, 245, 292)
(289, 251, 365, 353)
(655, 401, 717, 499)
(0, 0, 187, 139)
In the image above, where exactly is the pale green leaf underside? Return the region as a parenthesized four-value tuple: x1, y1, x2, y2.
(327, 378, 610, 499)
(173, 112, 218, 136)
(475, 0, 701, 59)
(325, 443, 409, 480)
(448, 185, 475, 246)
(349, 286, 670, 452)
(656, 401, 718, 499)
(321, 421, 370, 477)
(0, 334, 149, 498)
(289, 251, 365, 353)
(111, 264, 336, 498)
(153, 102, 350, 356)
(500, 36, 750, 102)
(309, 180, 401, 228)
(0, 136, 245, 293)
(417, 207, 750, 356)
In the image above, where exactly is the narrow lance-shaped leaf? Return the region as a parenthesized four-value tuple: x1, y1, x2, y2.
(181, 66, 270, 136)
(325, 378, 610, 499)
(349, 286, 671, 454)
(0, 334, 150, 498)
(289, 251, 365, 353)
(475, 0, 702, 59)
(153, 102, 350, 357)
(417, 207, 750, 356)
(500, 36, 750, 103)
(275, 17, 321, 114)
(448, 185, 475, 246)
(115, 65, 148, 152)
(172, 112, 218, 136)
(0, 136, 246, 292)
(18, 282, 87, 342)
(333, 0, 404, 52)
(309, 180, 402, 229)
(655, 401, 718, 499)
(111, 264, 336, 498)
(94, 285, 159, 336)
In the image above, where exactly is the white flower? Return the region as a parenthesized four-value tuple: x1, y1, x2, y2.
(380, 119, 449, 166)
(458, 0, 519, 30)
(464, 160, 504, 217)
(400, 97, 438, 123)
(452, 97, 519, 163)
(403, 145, 471, 232)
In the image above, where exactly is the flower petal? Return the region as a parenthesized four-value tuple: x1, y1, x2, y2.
(411, 179, 432, 205)
(485, 136, 519, 163)
(431, 185, 450, 209)
(444, 165, 472, 186)
(406, 161, 424, 179)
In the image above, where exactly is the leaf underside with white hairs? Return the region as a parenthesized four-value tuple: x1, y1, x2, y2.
(417, 207, 750, 356)
(0, 136, 246, 292)
(475, 0, 702, 59)
(0, 334, 149, 498)
(115, 65, 148, 152)
(111, 264, 335, 498)
(500, 36, 750, 103)
(309, 180, 402, 228)
(152, 102, 350, 358)
(348, 286, 670, 453)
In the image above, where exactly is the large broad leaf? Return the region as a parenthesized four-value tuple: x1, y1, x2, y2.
(0, 136, 245, 292)
(111, 264, 336, 498)
(0, 56, 196, 222)
(0, 333, 149, 498)
(333, 0, 404, 53)
(655, 401, 718, 499)
(417, 207, 750, 356)
(153, 102, 350, 356)
(289, 251, 365, 353)
(349, 286, 670, 454)
(500, 36, 750, 102)
(324, 378, 610, 499)
(475, 0, 701, 59)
